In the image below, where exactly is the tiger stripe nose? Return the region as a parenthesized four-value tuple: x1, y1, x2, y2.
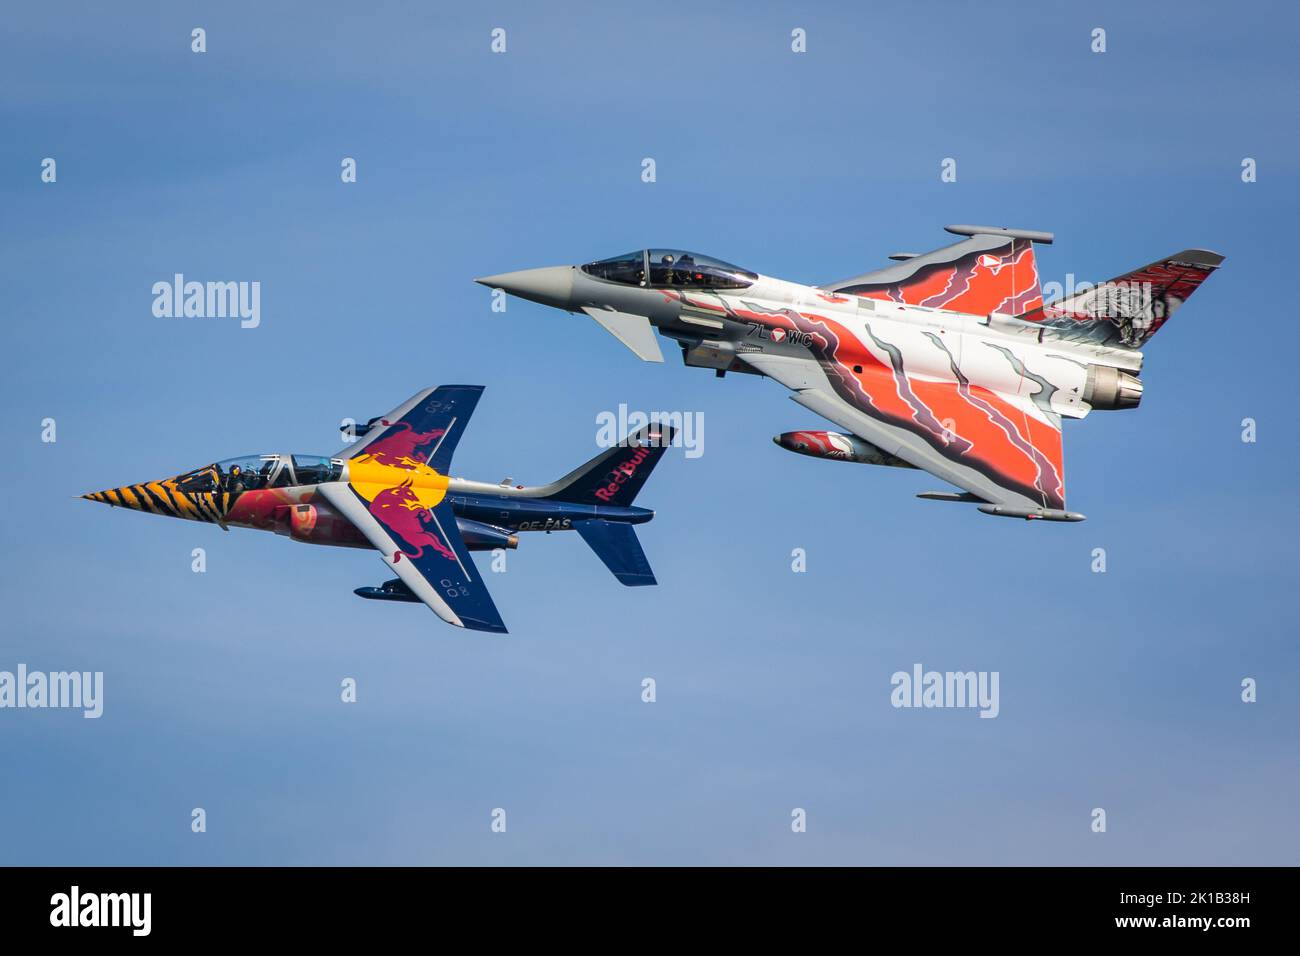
(82, 484, 150, 511)
(83, 487, 125, 508)
(83, 479, 222, 524)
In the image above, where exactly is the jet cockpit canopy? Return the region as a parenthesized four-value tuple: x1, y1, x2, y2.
(581, 250, 757, 290)
(174, 454, 342, 493)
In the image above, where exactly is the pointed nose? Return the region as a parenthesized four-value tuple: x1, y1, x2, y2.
(82, 485, 143, 509)
(81, 481, 170, 514)
(475, 266, 575, 310)
(85, 476, 226, 525)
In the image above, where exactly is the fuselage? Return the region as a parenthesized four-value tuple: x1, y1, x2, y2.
(479, 254, 1147, 420)
(83, 453, 652, 552)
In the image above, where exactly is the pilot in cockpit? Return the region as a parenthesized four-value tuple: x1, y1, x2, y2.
(655, 252, 678, 286)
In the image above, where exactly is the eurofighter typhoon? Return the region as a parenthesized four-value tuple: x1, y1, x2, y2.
(478, 226, 1222, 521)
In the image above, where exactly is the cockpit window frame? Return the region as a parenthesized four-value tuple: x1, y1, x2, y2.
(579, 250, 649, 288)
(645, 249, 758, 291)
(582, 249, 757, 290)
(177, 454, 344, 495)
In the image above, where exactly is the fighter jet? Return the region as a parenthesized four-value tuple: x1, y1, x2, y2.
(478, 227, 1223, 521)
(82, 386, 672, 632)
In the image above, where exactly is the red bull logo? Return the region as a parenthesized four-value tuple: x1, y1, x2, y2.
(369, 482, 456, 561)
(594, 446, 650, 502)
(362, 422, 447, 469)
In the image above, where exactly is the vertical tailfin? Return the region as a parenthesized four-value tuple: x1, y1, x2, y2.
(1017, 249, 1225, 348)
(541, 424, 677, 507)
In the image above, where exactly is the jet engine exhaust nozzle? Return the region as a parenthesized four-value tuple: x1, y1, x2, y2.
(1084, 365, 1143, 411)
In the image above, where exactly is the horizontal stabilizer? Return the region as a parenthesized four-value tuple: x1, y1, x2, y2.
(582, 306, 664, 362)
(574, 519, 657, 586)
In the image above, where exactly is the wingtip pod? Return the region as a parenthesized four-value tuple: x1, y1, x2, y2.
(977, 504, 1086, 522)
(916, 492, 1083, 520)
(945, 224, 1054, 244)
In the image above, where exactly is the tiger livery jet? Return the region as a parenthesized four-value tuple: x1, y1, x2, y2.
(82, 387, 673, 632)
(478, 227, 1223, 521)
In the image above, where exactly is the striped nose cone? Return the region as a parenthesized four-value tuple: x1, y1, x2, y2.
(83, 480, 228, 525)
(82, 483, 155, 512)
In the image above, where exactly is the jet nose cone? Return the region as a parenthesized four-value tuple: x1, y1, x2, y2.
(475, 266, 575, 310)
(81, 483, 157, 511)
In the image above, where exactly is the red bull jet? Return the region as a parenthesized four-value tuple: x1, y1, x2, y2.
(478, 227, 1223, 521)
(82, 386, 673, 633)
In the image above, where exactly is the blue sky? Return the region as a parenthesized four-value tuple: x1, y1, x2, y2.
(1, 0, 1296, 864)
